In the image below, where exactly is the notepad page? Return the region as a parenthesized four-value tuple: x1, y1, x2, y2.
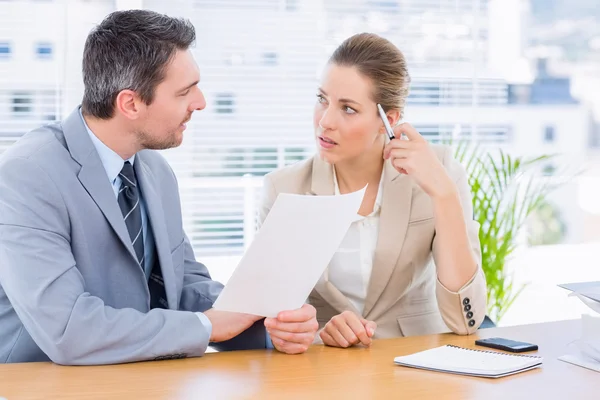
(394, 345, 542, 376)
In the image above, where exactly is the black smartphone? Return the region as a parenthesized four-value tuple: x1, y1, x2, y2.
(474, 337, 538, 353)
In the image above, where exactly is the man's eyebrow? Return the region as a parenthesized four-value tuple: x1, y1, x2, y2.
(177, 80, 199, 93)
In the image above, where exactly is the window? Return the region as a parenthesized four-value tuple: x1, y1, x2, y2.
(367, 1, 399, 12)
(408, 78, 507, 106)
(285, 0, 298, 11)
(544, 125, 555, 143)
(35, 42, 53, 59)
(193, 0, 279, 10)
(408, 83, 441, 106)
(11, 92, 33, 117)
(193, 146, 312, 178)
(224, 51, 244, 66)
(214, 93, 235, 114)
(0, 42, 11, 59)
(542, 163, 556, 176)
(261, 52, 278, 65)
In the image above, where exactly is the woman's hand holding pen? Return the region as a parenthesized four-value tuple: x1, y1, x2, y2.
(383, 123, 456, 200)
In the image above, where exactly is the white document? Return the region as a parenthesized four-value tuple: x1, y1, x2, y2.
(556, 285, 600, 373)
(570, 293, 600, 314)
(559, 314, 600, 373)
(558, 281, 600, 304)
(558, 354, 600, 373)
(213, 187, 366, 317)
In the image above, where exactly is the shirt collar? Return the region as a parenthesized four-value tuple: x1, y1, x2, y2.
(79, 108, 135, 183)
(333, 165, 385, 215)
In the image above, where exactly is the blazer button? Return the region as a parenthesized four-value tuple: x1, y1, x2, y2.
(463, 298, 470, 306)
(468, 319, 476, 327)
(464, 304, 471, 312)
(466, 311, 474, 319)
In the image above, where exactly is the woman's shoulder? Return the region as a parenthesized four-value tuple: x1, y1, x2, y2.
(429, 143, 467, 182)
(430, 143, 451, 163)
(264, 155, 316, 193)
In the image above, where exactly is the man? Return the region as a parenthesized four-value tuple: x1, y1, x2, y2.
(0, 9, 317, 365)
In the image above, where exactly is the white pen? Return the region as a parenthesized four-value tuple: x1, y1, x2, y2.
(377, 103, 396, 140)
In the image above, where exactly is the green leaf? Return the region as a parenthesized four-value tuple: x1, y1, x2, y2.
(454, 144, 566, 323)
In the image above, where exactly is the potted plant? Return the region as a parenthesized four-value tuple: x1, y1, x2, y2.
(454, 143, 560, 324)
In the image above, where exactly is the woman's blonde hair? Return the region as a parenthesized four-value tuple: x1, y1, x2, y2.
(329, 32, 411, 117)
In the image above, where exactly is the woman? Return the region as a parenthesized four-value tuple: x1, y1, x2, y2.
(259, 33, 486, 348)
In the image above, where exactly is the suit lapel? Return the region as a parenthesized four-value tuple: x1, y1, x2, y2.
(78, 163, 139, 263)
(307, 157, 360, 314)
(135, 154, 178, 310)
(362, 160, 413, 318)
(62, 108, 138, 264)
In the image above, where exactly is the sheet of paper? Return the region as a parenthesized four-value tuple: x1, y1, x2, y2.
(213, 187, 366, 317)
(570, 293, 600, 314)
(559, 281, 600, 303)
(559, 314, 600, 372)
(558, 280, 600, 317)
(558, 354, 600, 373)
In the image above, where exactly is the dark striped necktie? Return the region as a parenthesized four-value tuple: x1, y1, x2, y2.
(117, 161, 144, 267)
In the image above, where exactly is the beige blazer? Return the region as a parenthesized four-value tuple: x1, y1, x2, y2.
(258, 144, 487, 339)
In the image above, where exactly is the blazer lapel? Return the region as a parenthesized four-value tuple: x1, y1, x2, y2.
(362, 160, 413, 318)
(135, 154, 178, 310)
(307, 157, 360, 315)
(62, 108, 138, 264)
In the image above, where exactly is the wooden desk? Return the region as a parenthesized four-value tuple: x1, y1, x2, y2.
(0, 319, 597, 399)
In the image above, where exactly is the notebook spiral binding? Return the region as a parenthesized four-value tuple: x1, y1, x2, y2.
(446, 345, 542, 359)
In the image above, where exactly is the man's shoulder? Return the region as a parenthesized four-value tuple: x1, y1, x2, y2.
(136, 149, 177, 183)
(0, 122, 70, 172)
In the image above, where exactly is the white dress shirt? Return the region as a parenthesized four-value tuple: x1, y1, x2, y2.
(327, 167, 385, 314)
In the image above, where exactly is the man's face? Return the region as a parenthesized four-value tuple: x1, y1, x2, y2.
(135, 49, 206, 150)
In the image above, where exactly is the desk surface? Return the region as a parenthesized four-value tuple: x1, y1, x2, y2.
(0, 319, 598, 400)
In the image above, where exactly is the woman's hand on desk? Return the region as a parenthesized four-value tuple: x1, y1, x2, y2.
(264, 304, 319, 354)
(383, 123, 456, 200)
(319, 311, 377, 348)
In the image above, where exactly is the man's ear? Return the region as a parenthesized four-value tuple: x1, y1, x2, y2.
(115, 89, 142, 120)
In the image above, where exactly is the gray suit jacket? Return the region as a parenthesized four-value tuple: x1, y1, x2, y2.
(0, 108, 265, 365)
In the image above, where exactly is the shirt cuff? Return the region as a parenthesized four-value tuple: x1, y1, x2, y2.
(265, 328, 274, 349)
(195, 312, 213, 340)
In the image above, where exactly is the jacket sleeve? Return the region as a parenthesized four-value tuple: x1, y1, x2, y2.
(0, 156, 210, 365)
(433, 148, 487, 335)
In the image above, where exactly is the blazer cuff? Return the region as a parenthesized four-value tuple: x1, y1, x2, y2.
(436, 268, 487, 335)
(195, 312, 213, 344)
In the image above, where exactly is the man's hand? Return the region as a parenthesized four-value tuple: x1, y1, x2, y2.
(264, 304, 318, 354)
(203, 309, 263, 342)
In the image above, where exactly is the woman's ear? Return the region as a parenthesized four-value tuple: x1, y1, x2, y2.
(388, 109, 401, 126)
(378, 109, 402, 134)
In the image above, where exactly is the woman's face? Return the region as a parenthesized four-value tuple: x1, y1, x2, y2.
(313, 64, 391, 165)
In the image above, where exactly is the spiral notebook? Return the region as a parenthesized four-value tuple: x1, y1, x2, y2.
(394, 345, 543, 378)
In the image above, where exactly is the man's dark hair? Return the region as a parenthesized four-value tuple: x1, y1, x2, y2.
(81, 10, 196, 119)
